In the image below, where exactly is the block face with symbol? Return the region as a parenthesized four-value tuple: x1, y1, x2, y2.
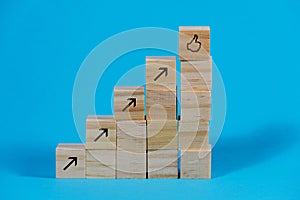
(179, 26, 210, 61)
(86, 116, 116, 150)
(146, 56, 176, 91)
(86, 150, 115, 178)
(180, 145, 211, 179)
(114, 86, 144, 121)
(56, 144, 85, 178)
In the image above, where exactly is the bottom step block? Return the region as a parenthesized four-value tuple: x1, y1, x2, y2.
(56, 144, 86, 178)
(86, 150, 115, 178)
(116, 150, 146, 178)
(148, 150, 178, 178)
(180, 145, 211, 179)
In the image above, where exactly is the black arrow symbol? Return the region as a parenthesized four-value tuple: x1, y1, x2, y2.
(94, 128, 108, 142)
(122, 97, 136, 111)
(154, 67, 168, 81)
(63, 157, 77, 171)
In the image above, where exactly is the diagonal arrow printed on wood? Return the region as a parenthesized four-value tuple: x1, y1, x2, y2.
(154, 67, 168, 81)
(63, 157, 77, 171)
(122, 97, 136, 111)
(94, 128, 108, 142)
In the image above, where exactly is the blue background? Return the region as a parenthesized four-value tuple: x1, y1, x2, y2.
(1, 0, 300, 199)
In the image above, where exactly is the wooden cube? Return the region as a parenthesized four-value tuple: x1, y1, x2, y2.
(181, 59, 212, 91)
(146, 89, 177, 120)
(147, 120, 178, 150)
(148, 150, 178, 178)
(180, 145, 211, 179)
(146, 56, 176, 91)
(117, 120, 146, 153)
(56, 144, 85, 178)
(86, 116, 116, 149)
(116, 150, 146, 178)
(86, 150, 115, 178)
(181, 91, 211, 121)
(114, 86, 144, 121)
(179, 26, 210, 61)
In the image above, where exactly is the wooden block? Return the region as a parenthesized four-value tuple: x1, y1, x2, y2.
(146, 89, 177, 120)
(116, 150, 146, 178)
(148, 150, 178, 178)
(179, 120, 209, 133)
(114, 86, 144, 121)
(86, 150, 115, 178)
(181, 91, 211, 121)
(179, 26, 210, 61)
(56, 144, 85, 178)
(86, 116, 116, 149)
(147, 120, 177, 150)
(117, 120, 146, 152)
(181, 59, 212, 91)
(180, 145, 211, 179)
(146, 56, 176, 91)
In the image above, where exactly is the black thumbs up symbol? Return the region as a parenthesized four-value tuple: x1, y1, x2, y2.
(187, 34, 201, 52)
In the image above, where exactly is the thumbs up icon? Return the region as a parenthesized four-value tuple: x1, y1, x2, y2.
(187, 34, 201, 52)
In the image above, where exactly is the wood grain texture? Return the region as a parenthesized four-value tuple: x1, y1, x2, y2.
(86, 116, 116, 149)
(56, 144, 85, 178)
(180, 91, 211, 121)
(116, 150, 146, 178)
(86, 150, 115, 178)
(148, 150, 178, 178)
(180, 145, 211, 179)
(146, 89, 177, 120)
(179, 26, 210, 61)
(181, 59, 212, 91)
(147, 120, 178, 150)
(146, 56, 176, 91)
(114, 86, 144, 121)
(116, 120, 146, 153)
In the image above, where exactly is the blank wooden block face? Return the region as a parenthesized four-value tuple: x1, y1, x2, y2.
(146, 56, 176, 91)
(147, 120, 178, 150)
(117, 120, 146, 152)
(180, 146, 211, 179)
(181, 91, 211, 121)
(179, 26, 210, 61)
(146, 89, 177, 120)
(116, 150, 146, 178)
(86, 116, 116, 149)
(148, 150, 178, 178)
(86, 150, 115, 178)
(114, 86, 144, 121)
(56, 144, 85, 178)
(181, 59, 212, 91)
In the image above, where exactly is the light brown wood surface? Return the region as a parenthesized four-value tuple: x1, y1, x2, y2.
(148, 150, 178, 178)
(114, 86, 144, 121)
(56, 144, 85, 178)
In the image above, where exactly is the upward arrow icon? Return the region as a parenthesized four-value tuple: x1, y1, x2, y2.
(122, 97, 136, 111)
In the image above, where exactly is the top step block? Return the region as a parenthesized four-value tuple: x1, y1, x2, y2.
(146, 56, 176, 91)
(179, 26, 210, 61)
(114, 86, 144, 121)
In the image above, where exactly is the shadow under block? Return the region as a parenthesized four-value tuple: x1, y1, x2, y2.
(180, 91, 211, 121)
(148, 150, 178, 178)
(147, 120, 177, 150)
(179, 121, 209, 150)
(117, 120, 146, 152)
(180, 145, 211, 179)
(179, 26, 210, 61)
(146, 56, 176, 91)
(86, 150, 115, 178)
(181, 59, 212, 91)
(114, 86, 144, 121)
(86, 116, 116, 149)
(146, 89, 176, 120)
(56, 144, 85, 178)
(116, 150, 146, 178)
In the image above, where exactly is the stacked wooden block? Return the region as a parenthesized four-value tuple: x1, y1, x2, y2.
(178, 26, 212, 178)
